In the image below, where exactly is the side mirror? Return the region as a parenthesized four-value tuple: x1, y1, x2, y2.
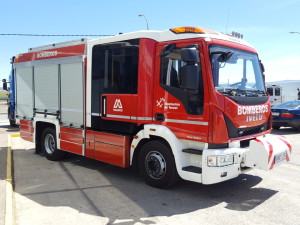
(2, 79, 7, 91)
(217, 51, 233, 63)
(180, 48, 200, 90)
(159, 44, 176, 57)
(180, 48, 199, 62)
(180, 64, 199, 90)
(259, 60, 265, 73)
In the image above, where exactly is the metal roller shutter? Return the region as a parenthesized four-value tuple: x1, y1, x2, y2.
(16, 67, 33, 120)
(60, 63, 84, 128)
(34, 65, 59, 113)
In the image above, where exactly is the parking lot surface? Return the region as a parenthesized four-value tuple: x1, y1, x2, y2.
(0, 102, 300, 225)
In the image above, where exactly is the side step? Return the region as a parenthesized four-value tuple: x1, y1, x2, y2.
(182, 166, 202, 174)
(182, 148, 203, 155)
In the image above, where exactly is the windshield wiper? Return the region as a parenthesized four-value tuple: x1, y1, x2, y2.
(216, 87, 245, 96)
(243, 89, 267, 95)
(216, 87, 266, 97)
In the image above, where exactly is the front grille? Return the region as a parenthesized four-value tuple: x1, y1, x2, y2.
(225, 115, 268, 138)
(237, 125, 263, 137)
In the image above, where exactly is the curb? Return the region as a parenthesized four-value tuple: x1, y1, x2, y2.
(5, 134, 20, 225)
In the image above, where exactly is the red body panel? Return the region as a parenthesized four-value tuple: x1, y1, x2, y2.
(85, 130, 95, 159)
(95, 132, 130, 147)
(153, 40, 210, 142)
(102, 94, 138, 123)
(94, 132, 130, 168)
(60, 141, 82, 155)
(19, 120, 34, 142)
(17, 44, 86, 63)
(137, 39, 156, 124)
(224, 97, 270, 128)
(211, 108, 230, 143)
(59, 127, 83, 155)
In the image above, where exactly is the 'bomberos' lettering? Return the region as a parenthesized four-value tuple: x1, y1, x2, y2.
(37, 51, 58, 58)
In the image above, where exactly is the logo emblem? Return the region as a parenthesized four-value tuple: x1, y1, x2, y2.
(156, 98, 165, 108)
(113, 99, 123, 112)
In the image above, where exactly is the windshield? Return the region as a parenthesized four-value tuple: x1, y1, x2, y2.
(273, 101, 300, 109)
(210, 45, 266, 96)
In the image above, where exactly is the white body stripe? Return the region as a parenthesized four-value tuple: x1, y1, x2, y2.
(165, 119, 208, 126)
(131, 125, 292, 185)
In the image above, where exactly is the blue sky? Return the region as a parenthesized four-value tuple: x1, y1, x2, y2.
(1, 0, 300, 82)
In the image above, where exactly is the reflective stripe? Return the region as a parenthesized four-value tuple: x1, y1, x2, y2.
(60, 139, 83, 145)
(165, 119, 208, 126)
(14, 55, 84, 68)
(17, 103, 32, 107)
(138, 117, 153, 120)
(20, 130, 33, 135)
(88, 113, 208, 126)
(107, 114, 131, 120)
(106, 115, 153, 121)
(35, 106, 59, 111)
(61, 108, 83, 113)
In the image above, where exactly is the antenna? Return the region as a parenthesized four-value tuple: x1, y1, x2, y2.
(225, 8, 230, 33)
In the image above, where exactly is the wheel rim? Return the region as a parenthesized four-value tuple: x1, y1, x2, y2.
(44, 134, 56, 154)
(145, 151, 166, 179)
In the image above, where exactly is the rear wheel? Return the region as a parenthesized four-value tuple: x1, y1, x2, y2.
(8, 108, 17, 127)
(9, 119, 17, 127)
(273, 125, 281, 130)
(41, 127, 65, 161)
(138, 140, 179, 189)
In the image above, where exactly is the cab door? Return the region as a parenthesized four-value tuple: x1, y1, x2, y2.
(267, 86, 282, 106)
(153, 41, 209, 142)
(91, 39, 139, 133)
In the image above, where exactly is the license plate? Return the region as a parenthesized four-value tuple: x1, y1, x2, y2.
(272, 112, 280, 116)
(274, 151, 287, 164)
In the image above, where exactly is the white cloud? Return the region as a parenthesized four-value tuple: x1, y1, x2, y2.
(264, 54, 300, 82)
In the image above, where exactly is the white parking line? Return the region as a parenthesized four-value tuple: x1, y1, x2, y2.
(281, 163, 300, 171)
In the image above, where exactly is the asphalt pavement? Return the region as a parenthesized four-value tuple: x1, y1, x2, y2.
(0, 102, 300, 225)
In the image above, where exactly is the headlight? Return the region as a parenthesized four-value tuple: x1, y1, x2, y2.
(207, 154, 236, 167)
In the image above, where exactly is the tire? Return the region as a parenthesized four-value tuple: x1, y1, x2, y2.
(41, 127, 65, 161)
(273, 126, 281, 130)
(138, 140, 179, 189)
(8, 108, 17, 127)
(9, 119, 17, 127)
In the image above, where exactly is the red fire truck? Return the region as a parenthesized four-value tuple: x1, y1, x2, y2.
(14, 27, 292, 188)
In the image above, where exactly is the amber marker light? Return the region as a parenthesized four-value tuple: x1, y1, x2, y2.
(170, 27, 205, 34)
(170, 26, 219, 35)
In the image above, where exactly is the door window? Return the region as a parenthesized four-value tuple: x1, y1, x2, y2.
(275, 87, 281, 96)
(160, 45, 204, 115)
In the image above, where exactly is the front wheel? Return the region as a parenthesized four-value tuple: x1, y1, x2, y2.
(41, 127, 65, 161)
(138, 140, 179, 189)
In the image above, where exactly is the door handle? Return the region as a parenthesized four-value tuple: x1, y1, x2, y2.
(155, 113, 165, 121)
(102, 96, 107, 117)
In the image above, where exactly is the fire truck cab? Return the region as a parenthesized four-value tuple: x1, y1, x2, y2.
(14, 27, 292, 188)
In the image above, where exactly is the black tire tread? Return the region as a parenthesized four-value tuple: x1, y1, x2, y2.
(41, 127, 65, 161)
(138, 140, 179, 189)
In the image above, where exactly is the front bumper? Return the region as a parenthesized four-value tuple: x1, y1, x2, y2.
(273, 119, 300, 128)
(201, 135, 292, 184)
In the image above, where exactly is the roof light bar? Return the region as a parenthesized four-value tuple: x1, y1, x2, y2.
(170, 27, 206, 34)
